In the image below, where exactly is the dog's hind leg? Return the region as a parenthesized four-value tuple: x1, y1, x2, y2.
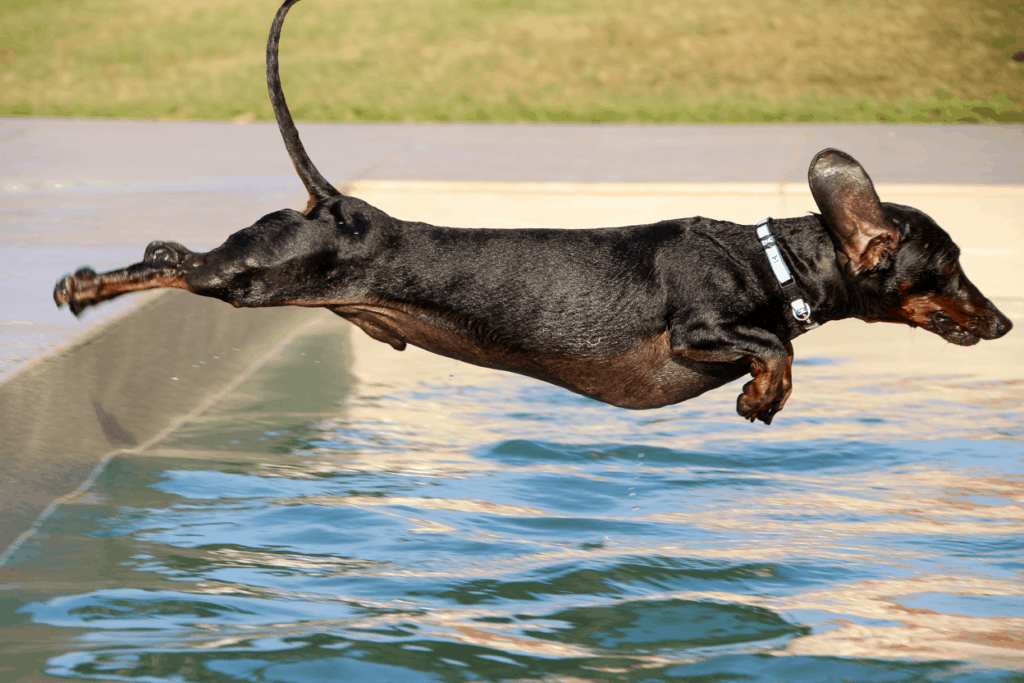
(54, 241, 198, 316)
(55, 202, 378, 316)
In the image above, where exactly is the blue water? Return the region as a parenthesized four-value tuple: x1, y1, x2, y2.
(3, 327, 1023, 682)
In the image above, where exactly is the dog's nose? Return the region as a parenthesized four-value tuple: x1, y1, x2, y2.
(992, 311, 1012, 338)
(984, 306, 1013, 339)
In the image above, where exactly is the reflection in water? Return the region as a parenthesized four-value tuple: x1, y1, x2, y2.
(1, 318, 1023, 682)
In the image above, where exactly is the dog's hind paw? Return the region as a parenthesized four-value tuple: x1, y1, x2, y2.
(54, 267, 99, 317)
(144, 241, 193, 267)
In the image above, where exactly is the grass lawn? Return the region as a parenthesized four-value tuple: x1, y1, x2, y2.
(1, 0, 1021, 123)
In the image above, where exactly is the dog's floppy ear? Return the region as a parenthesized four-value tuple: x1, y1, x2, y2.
(808, 148, 900, 276)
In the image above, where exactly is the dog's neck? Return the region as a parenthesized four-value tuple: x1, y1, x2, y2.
(764, 215, 861, 329)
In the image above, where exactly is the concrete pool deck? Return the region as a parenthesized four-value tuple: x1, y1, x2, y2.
(1, 118, 1022, 559)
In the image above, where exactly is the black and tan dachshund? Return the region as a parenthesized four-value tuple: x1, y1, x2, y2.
(55, 0, 1012, 424)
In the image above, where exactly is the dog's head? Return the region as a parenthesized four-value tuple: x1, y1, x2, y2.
(808, 149, 1012, 345)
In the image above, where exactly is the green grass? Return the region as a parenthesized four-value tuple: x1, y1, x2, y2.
(1, 0, 1021, 122)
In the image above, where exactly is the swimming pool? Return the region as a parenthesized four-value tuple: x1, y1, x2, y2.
(2, 298, 1022, 682)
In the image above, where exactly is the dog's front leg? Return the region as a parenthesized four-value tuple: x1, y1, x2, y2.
(736, 340, 794, 425)
(670, 320, 793, 424)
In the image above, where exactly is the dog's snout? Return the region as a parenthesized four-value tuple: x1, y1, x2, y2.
(985, 308, 1013, 339)
(957, 273, 1012, 340)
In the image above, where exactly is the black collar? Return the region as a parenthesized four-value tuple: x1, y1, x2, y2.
(755, 218, 819, 330)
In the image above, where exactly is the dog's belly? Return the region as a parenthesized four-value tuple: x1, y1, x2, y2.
(332, 303, 740, 409)
(519, 335, 741, 409)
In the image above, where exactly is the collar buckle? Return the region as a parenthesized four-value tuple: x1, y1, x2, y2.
(791, 298, 812, 322)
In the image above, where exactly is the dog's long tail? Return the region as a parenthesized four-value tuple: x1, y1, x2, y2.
(267, 0, 341, 212)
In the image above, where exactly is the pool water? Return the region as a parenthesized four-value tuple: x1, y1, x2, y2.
(2, 317, 1023, 682)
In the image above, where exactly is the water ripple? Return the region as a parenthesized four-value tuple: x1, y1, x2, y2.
(3, 328, 1023, 681)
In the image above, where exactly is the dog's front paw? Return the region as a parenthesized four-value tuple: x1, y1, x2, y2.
(736, 376, 791, 425)
(54, 267, 99, 317)
(737, 389, 779, 424)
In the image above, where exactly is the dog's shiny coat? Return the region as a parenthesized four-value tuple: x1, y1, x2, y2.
(54, 0, 1012, 424)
